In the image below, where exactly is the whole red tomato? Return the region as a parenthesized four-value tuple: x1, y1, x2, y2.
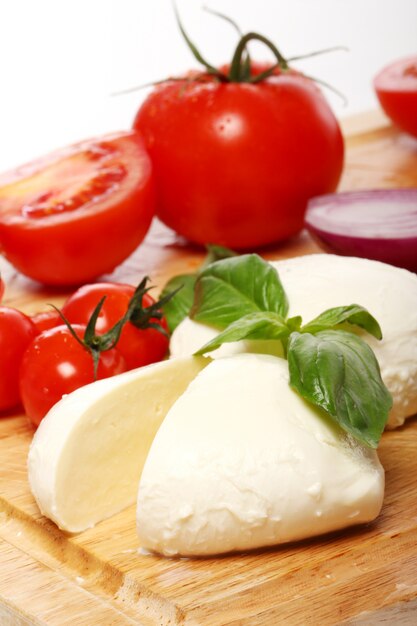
(374, 56, 417, 138)
(20, 324, 127, 427)
(0, 132, 155, 286)
(133, 65, 343, 249)
(0, 306, 37, 412)
(61, 282, 169, 369)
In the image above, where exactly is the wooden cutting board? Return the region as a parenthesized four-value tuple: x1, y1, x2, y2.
(1, 110, 417, 626)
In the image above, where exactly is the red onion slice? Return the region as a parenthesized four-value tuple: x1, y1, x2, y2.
(305, 189, 417, 273)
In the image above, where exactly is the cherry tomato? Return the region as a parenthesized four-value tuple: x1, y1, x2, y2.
(374, 56, 417, 138)
(0, 132, 155, 286)
(20, 324, 127, 427)
(61, 282, 169, 370)
(0, 306, 37, 412)
(31, 310, 62, 334)
(133, 69, 343, 249)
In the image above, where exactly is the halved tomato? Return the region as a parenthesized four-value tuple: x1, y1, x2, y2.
(374, 56, 417, 138)
(0, 132, 155, 285)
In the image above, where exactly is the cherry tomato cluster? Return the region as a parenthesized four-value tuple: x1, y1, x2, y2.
(0, 278, 169, 427)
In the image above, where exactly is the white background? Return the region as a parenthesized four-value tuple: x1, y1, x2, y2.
(0, 0, 415, 171)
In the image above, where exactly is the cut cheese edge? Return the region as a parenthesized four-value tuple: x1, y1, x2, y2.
(28, 356, 209, 532)
(137, 353, 385, 556)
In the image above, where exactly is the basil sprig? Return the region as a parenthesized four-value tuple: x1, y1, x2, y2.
(160, 245, 237, 332)
(191, 254, 392, 448)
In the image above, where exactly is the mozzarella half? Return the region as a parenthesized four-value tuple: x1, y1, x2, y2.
(170, 254, 417, 428)
(137, 353, 384, 557)
(28, 356, 209, 532)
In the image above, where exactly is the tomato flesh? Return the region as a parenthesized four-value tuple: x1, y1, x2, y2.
(133, 73, 344, 249)
(17, 145, 127, 220)
(374, 56, 417, 138)
(0, 132, 155, 285)
(20, 324, 127, 427)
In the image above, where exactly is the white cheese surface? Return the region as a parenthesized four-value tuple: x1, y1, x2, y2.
(170, 254, 417, 428)
(170, 316, 284, 359)
(137, 353, 384, 557)
(28, 356, 208, 532)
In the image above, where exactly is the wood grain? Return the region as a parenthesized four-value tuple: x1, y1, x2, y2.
(0, 111, 417, 625)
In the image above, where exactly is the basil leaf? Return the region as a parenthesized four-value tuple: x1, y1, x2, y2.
(160, 274, 196, 333)
(302, 304, 382, 339)
(191, 254, 289, 329)
(160, 245, 237, 332)
(287, 330, 392, 448)
(194, 311, 290, 355)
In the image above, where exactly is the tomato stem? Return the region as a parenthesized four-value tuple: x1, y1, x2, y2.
(249, 63, 280, 84)
(190, 9, 347, 98)
(111, 74, 211, 97)
(229, 32, 288, 82)
(173, 2, 229, 82)
(300, 72, 348, 105)
(116, 5, 346, 99)
(202, 6, 252, 82)
(127, 276, 181, 338)
(51, 299, 114, 379)
(203, 5, 243, 36)
(287, 46, 349, 63)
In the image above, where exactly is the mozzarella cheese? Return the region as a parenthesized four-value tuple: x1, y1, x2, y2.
(28, 356, 209, 532)
(136, 353, 384, 557)
(170, 316, 284, 359)
(170, 254, 417, 428)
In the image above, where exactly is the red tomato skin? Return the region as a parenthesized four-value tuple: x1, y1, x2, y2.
(20, 324, 127, 427)
(0, 132, 155, 286)
(31, 310, 62, 334)
(0, 307, 37, 412)
(117, 316, 169, 370)
(61, 283, 169, 370)
(62, 283, 134, 333)
(374, 56, 417, 138)
(133, 73, 344, 249)
(0, 277, 4, 302)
